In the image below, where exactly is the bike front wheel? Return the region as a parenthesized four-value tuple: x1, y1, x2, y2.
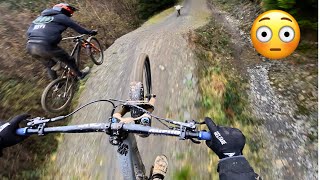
(130, 53, 152, 101)
(86, 37, 104, 65)
(41, 77, 76, 113)
(129, 53, 152, 119)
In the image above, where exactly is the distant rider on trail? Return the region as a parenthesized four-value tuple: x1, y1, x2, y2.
(26, 3, 97, 80)
(175, 5, 183, 16)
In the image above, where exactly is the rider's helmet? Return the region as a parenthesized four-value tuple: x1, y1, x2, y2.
(53, 3, 78, 17)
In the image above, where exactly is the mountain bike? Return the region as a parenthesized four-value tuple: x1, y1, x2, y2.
(41, 34, 104, 114)
(17, 53, 212, 180)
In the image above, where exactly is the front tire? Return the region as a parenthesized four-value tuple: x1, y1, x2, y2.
(129, 53, 152, 103)
(87, 37, 104, 65)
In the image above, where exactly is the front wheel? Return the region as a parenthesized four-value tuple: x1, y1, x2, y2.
(129, 53, 152, 118)
(129, 53, 152, 102)
(41, 77, 76, 113)
(86, 37, 104, 65)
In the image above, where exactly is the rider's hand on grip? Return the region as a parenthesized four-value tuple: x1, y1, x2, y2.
(89, 30, 98, 36)
(204, 117, 245, 159)
(0, 114, 30, 151)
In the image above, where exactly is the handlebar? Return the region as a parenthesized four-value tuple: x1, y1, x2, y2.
(16, 122, 212, 140)
(62, 34, 87, 40)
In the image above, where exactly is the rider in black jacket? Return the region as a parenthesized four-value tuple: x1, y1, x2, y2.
(26, 3, 97, 80)
(0, 115, 261, 179)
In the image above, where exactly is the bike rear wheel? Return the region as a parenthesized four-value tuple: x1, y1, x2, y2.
(86, 37, 104, 65)
(41, 77, 76, 113)
(129, 53, 152, 118)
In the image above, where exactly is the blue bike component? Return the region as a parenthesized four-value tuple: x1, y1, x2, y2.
(16, 128, 27, 136)
(198, 131, 212, 140)
(111, 117, 119, 123)
(140, 117, 151, 126)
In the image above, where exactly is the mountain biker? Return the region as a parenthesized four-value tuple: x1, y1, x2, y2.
(0, 115, 260, 179)
(26, 3, 97, 80)
(174, 5, 183, 16)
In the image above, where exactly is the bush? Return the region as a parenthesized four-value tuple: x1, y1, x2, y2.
(138, 0, 177, 19)
(261, 0, 318, 31)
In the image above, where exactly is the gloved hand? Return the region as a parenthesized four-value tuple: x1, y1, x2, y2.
(89, 30, 98, 36)
(0, 114, 30, 152)
(205, 117, 245, 159)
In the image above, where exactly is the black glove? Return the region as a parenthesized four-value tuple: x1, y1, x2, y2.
(89, 30, 98, 36)
(0, 114, 29, 152)
(205, 117, 245, 159)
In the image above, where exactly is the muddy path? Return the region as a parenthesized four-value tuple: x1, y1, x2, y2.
(50, 0, 212, 179)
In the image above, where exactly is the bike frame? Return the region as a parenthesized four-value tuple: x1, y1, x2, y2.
(66, 36, 101, 71)
(41, 34, 103, 113)
(57, 40, 80, 78)
(57, 37, 83, 96)
(70, 40, 81, 61)
(117, 134, 146, 180)
(60, 34, 102, 77)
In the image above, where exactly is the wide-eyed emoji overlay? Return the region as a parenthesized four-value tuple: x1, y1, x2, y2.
(251, 10, 300, 60)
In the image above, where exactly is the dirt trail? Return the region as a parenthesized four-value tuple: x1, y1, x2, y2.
(51, 0, 212, 179)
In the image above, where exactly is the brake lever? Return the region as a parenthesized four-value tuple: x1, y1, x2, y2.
(197, 121, 206, 125)
(26, 116, 65, 126)
(188, 120, 206, 125)
(190, 138, 201, 144)
(26, 117, 45, 126)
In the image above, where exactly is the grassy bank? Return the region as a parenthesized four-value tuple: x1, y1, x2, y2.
(188, 19, 267, 179)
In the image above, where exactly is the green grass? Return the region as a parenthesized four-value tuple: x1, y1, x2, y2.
(0, 75, 46, 119)
(296, 41, 318, 58)
(189, 18, 266, 177)
(0, 74, 76, 179)
(173, 165, 193, 180)
(143, 7, 175, 26)
(137, 0, 177, 20)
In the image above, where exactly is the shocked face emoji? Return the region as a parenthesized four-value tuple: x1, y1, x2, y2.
(251, 10, 300, 59)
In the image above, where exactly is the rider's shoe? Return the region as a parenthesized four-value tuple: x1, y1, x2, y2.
(151, 155, 168, 180)
(79, 67, 90, 80)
